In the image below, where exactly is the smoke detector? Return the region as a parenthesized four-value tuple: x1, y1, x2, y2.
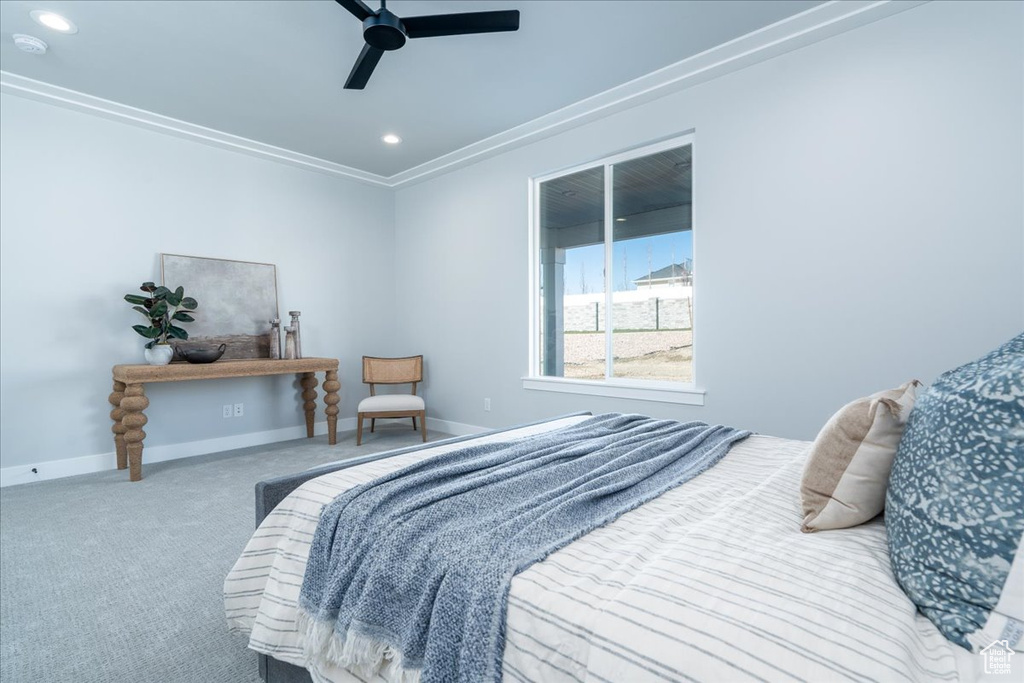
(13, 34, 48, 55)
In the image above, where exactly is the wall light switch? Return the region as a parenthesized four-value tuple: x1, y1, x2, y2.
(223, 404, 233, 418)
(484, 398, 491, 412)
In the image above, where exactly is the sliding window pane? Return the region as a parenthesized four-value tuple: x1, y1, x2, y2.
(610, 145, 693, 382)
(538, 166, 605, 378)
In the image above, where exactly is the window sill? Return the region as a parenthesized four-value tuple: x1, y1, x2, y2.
(521, 377, 705, 406)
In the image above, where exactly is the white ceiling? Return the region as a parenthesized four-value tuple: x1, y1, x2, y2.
(0, 0, 820, 177)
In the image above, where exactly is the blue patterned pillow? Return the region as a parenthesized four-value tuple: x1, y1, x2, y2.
(886, 333, 1024, 652)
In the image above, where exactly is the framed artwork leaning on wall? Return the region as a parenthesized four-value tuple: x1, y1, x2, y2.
(160, 253, 279, 359)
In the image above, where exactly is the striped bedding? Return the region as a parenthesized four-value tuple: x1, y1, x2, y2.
(225, 415, 970, 682)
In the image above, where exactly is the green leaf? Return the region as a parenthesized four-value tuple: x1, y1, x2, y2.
(124, 294, 148, 305)
(132, 324, 161, 339)
(181, 297, 198, 310)
(153, 286, 171, 298)
(132, 306, 152, 318)
(150, 300, 168, 317)
(167, 325, 189, 340)
(140, 282, 156, 293)
(166, 285, 185, 306)
(172, 312, 195, 322)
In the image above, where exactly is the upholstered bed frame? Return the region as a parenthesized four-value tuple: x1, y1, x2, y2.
(250, 413, 593, 683)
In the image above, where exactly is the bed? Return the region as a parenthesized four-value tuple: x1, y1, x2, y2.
(225, 412, 986, 683)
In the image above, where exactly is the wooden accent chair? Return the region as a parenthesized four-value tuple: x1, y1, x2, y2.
(357, 355, 426, 446)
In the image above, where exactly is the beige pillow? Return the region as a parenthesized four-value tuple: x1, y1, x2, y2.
(800, 380, 921, 533)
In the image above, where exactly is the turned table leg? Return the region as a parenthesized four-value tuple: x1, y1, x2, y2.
(120, 384, 149, 482)
(301, 373, 318, 438)
(323, 370, 340, 446)
(109, 380, 128, 470)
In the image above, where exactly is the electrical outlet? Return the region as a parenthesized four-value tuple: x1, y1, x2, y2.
(223, 404, 232, 418)
(234, 403, 244, 418)
(484, 398, 491, 412)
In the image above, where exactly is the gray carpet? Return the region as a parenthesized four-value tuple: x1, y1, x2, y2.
(0, 424, 448, 683)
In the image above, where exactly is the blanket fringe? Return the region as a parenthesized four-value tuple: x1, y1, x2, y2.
(297, 609, 421, 683)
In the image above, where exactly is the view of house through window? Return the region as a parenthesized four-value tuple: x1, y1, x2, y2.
(537, 140, 693, 384)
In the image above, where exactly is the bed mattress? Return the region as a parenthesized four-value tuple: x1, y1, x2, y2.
(225, 415, 971, 682)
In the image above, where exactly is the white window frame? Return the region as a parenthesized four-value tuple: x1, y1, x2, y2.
(523, 133, 705, 406)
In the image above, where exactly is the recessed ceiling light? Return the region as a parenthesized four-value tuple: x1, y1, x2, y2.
(615, 217, 627, 222)
(30, 10, 78, 34)
(381, 134, 402, 145)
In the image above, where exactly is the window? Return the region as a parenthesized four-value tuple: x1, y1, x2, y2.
(527, 135, 700, 403)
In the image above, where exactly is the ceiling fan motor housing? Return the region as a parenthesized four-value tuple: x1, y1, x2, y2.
(335, 0, 519, 89)
(364, 10, 406, 51)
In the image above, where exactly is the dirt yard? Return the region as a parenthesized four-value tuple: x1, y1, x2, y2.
(562, 329, 693, 382)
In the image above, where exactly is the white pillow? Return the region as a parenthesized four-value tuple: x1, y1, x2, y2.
(800, 380, 920, 533)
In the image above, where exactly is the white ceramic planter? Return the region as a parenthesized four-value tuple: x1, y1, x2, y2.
(144, 344, 173, 365)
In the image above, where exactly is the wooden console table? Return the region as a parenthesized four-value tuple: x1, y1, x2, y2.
(109, 358, 340, 481)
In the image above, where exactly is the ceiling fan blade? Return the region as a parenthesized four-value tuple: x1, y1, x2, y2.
(335, 0, 374, 21)
(344, 44, 384, 90)
(402, 10, 520, 39)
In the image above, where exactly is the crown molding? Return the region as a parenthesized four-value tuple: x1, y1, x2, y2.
(0, 72, 392, 188)
(0, 0, 926, 190)
(387, 0, 927, 187)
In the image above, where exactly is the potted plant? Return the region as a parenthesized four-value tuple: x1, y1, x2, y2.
(124, 282, 198, 365)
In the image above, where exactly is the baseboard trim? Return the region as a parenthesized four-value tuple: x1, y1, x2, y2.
(0, 418, 356, 488)
(426, 417, 487, 438)
(0, 416, 486, 488)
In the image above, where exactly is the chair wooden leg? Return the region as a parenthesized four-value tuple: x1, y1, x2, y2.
(421, 411, 427, 442)
(412, 416, 417, 431)
(356, 415, 364, 446)
(371, 418, 376, 433)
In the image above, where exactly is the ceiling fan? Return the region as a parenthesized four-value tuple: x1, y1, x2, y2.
(335, 0, 520, 89)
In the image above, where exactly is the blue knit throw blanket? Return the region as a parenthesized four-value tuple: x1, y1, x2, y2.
(298, 413, 750, 683)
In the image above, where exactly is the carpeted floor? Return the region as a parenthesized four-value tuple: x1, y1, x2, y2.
(0, 424, 448, 683)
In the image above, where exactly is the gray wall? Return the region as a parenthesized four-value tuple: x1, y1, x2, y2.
(0, 93, 396, 471)
(393, 1, 1024, 440)
(1, 1, 1021, 477)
